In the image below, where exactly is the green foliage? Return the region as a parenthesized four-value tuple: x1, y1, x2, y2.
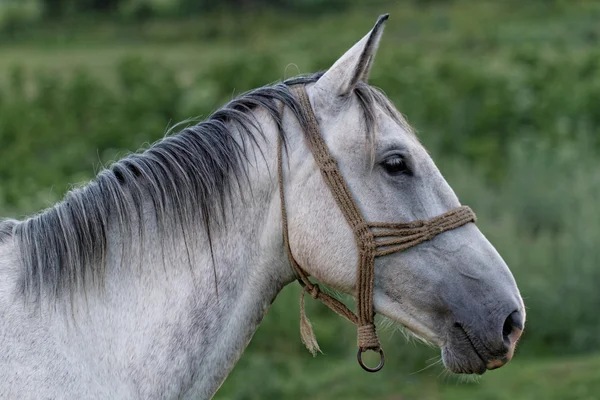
(0, 0, 41, 36)
(15, 0, 358, 22)
(1, 0, 600, 397)
(0, 59, 187, 208)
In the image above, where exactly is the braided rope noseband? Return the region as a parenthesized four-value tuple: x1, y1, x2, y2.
(278, 84, 477, 372)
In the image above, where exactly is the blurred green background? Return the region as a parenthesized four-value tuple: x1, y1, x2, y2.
(2, 0, 600, 398)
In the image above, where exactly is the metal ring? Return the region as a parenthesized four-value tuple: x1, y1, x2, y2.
(357, 347, 385, 372)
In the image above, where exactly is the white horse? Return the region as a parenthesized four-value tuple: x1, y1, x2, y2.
(0, 15, 525, 399)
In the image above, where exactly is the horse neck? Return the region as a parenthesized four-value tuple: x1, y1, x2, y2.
(49, 108, 295, 398)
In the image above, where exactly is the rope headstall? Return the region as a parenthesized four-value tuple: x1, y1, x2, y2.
(277, 84, 476, 372)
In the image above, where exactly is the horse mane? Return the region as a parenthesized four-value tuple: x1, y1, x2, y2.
(0, 219, 17, 243)
(12, 71, 406, 303)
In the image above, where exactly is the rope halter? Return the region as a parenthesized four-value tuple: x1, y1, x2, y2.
(277, 84, 476, 372)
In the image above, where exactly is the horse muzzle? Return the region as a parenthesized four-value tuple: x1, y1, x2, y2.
(442, 308, 525, 374)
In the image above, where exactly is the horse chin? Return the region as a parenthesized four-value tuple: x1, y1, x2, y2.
(375, 296, 487, 375)
(440, 332, 488, 375)
(393, 321, 486, 375)
(441, 346, 487, 375)
(375, 293, 488, 375)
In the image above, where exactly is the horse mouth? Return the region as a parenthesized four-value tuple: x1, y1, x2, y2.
(441, 323, 487, 375)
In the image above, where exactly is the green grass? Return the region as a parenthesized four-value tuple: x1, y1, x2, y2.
(216, 351, 600, 399)
(439, 355, 600, 400)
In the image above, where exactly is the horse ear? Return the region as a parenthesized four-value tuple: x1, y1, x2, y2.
(312, 14, 388, 99)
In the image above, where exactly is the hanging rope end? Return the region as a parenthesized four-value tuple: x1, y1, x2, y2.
(299, 288, 322, 356)
(300, 311, 322, 356)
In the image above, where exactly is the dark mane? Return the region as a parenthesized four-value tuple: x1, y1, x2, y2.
(13, 71, 405, 303)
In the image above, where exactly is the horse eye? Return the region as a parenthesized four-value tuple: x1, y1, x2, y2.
(382, 155, 410, 176)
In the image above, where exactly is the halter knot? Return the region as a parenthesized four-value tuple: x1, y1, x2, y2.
(357, 324, 380, 350)
(307, 284, 320, 299)
(354, 222, 375, 249)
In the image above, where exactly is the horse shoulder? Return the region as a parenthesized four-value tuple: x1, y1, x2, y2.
(0, 220, 127, 399)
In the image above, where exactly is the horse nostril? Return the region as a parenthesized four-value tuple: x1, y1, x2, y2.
(502, 310, 524, 347)
(486, 310, 524, 370)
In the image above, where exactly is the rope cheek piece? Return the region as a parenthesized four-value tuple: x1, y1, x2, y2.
(278, 85, 477, 372)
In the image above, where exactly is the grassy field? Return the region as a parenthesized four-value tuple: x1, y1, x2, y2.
(217, 350, 600, 399)
(437, 355, 600, 400)
(2, 1, 600, 398)
(3, 1, 600, 81)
